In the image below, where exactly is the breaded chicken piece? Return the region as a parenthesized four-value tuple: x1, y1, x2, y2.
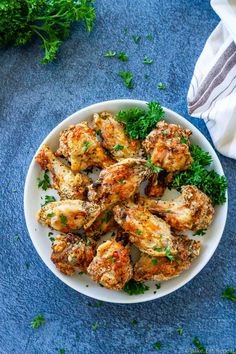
(87, 239, 133, 290)
(145, 171, 172, 198)
(93, 111, 143, 161)
(133, 235, 201, 282)
(37, 200, 100, 232)
(85, 209, 116, 238)
(35, 144, 91, 200)
(143, 121, 192, 172)
(51, 233, 96, 275)
(88, 158, 149, 208)
(113, 202, 177, 257)
(56, 121, 114, 172)
(139, 185, 214, 232)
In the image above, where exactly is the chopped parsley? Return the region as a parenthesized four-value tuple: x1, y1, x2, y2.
(135, 230, 142, 235)
(60, 215, 67, 226)
(116, 101, 165, 139)
(108, 256, 117, 262)
(48, 232, 54, 243)
(82, 141, 93, 153)
(132, 35, 141, 44)
(42, 195, 56, 206)
(146, 159, 163, 173)
(155, 247, 163, 252)
(47, 212, 55, 217)
(12, 188, 17, 192)
(117, 51, 128, 62)
(180, 137, 188, 144)
(92, 322, 99, 331)
(193, 229, 207, 236)
(157, 82, 167, 90)
(86, 239, 91, 246)
(113, 144, 124, 151)
(153, 341, 162, 350)
(118, 71, 134, 89)
(103, 50, 116, 57)
(151, 258, 158, 266)
(38, 170, 50, 191)
(228, 350, 236, 354)
(221, 287, 235, 302)
(101, 210, 112, 223)
(59, 349, 65, 354)
(162, 129, 168, 135)
(131, 319, 138, 325)
(123, 279, 149, 295)
(69, 256, 76, 263)
(30, 314, 45, 329)
(165, 248, 176, 261)
(15, 234, 20, 241)
(146, 34, 153, 41)
(171, 144, 227, 205)
(155, 283, 161, 289)
(177, 327, 183, 335)
(117, 179, 126, 184)
(192, 337, 206, 353)
(143, 55, 153, 64)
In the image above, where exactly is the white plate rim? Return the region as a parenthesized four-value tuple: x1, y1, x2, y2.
(24, 99, 228, 304)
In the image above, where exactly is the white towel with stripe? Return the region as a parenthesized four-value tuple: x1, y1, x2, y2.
(187, 0, 236, 159)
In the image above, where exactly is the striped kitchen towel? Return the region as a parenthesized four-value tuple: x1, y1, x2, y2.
(187, 0, 236, 159)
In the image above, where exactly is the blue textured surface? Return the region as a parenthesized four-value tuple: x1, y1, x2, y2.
(0, 1, 236, 353)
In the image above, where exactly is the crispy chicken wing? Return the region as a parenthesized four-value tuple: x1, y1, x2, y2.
(51, 233, 96, 275)
(37, 200, 100, 232)
(85, 208, 116, 238)
(145, 171, 172, 198)
(113, 203, 177, 257)
(35, 144, 91, 200)
(87, 239, 133, 290)
(88, 158, 149, 208)
(133, 235, 201, 282)
(143, 121, 192, 172)
(139, 185, 214, 232)
(93, 111, 143, 161)
(56, 121, 114, 172)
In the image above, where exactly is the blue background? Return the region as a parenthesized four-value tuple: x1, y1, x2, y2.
(0, 1, 235, 353)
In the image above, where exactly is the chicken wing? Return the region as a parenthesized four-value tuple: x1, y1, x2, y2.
(85, 208, 116, 238)
(35, 144, 91, 200)
(139, 185, 214, 232)
(37, 200, 100, 232)
(56, 121, 114, 172)
(113, 202, 177, 257)
(87, 158, 149, 208)
(145, 171, 172, 198)
(93, 111, 143, 161)
(51, 233, 96, 275)
(133, 235, 201, 282)
(143, 121, 192, 172)
(87, 239, 133, 290)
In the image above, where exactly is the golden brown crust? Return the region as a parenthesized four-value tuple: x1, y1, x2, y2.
(143, 121, 192, 172)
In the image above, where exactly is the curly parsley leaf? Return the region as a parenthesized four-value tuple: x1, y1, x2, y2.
(143, 55, 153, 64)
(31, 314, 45, 329)
(221, 287, 235, 302)
(0, 0, 96, 64)
(192, 337, 206, 353)
(132, 35, 141, 44)
(103, 50, 116, 57)
(116, 101, 165, 139)
(153, 341, 162, 351)
(146, 158, 163, 173)
(157, 82, 167, 90)
(117, 51, 128, 62)
(118, 71, 134, 89)
(193, 229, 207, 236)
(170, 144, 227, 205)
(38, 170, 50, 191)
(42, 195, 56, 206)
(123, 279, 149, 295)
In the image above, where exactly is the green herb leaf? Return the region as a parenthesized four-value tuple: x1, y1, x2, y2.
(146, 34, 153, 41)
(153, 341, 162, 351)
(104, 50, 116, 57)
(92, 322, 99, 331)
(31, 314, 45, 329)
(38, 170, 50, 191)
(157, 82, 167, 90)
(146, 159, 163, 173)
(221, 287, 235, 302)
(113, 144, 124, 151)
(117, 51, 128, 62)
(151, 258, 158, 266)
(82, 141, 93, 153)
(162, 129, 168, 135)
(59, 349, 65, 354)
(42, 195, 56, 206)
(143, 55, 153, 64)
(117, 179, 126, 184)
(47, 212, 55, 217)
(0, 1, 95, 64)
(60, 215, 67, 226)
(132, 35, 141, 44)
(193, 229, 207, 236)
(165, 248, 176, 261)
(135, 230, 142, 235)
(15, 234, 20, 241)
(108, 256, 117, 262)
(177, 327, 183, 335)
(123, 279, 149, 295)
(86, 239, 91, 246)
(88, 301, 103, 308)
(155, 283, 161, 289)
(116, 101, 165, 140)
(131, 319, 138, 325)
(180, 137, 187, 144)
(192, 337, 206, 353)
(101, 210, 113, 223)
(118, 71, 134, 89)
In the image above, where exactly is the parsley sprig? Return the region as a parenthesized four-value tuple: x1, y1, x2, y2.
(38, 170, 50, 191)
(0, 0, 96, 64)
(31, 314, 45, 329)
(116, 101, 165, 139)
(221, 287, 235, 302)
(118, 71, 134, 89)
(123, 279, 149, 295)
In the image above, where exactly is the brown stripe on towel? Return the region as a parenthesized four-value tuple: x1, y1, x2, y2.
(188, 41, 236, 114)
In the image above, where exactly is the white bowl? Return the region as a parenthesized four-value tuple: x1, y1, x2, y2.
(24, 99, 228, 304)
